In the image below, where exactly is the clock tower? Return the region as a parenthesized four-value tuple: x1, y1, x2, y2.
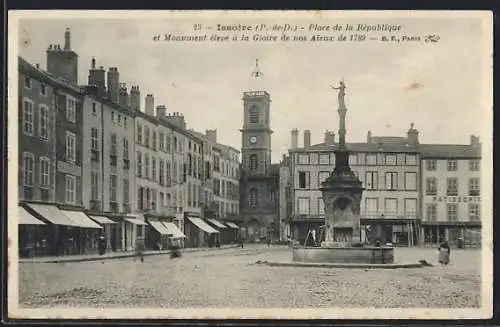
(239, 59, 278, 242)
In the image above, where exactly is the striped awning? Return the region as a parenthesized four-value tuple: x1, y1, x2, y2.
(148, 220, 170, 235)
(18, 206, 46, 225)
(208, 219, 227, 229)
(89, 215, 116, 225)
(162, 222, 187, 238)
(26, 204, 80, 227)
(60, 210, 103, 229)
(225, 222, 239, 229)
(187, 217, 219, 234)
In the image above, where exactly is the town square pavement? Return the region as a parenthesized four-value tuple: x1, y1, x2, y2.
(19, 245, 481, 308)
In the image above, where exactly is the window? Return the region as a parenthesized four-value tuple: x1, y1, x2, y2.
(469, 160, 480, 171)
(318, 171, 330, 185)
(136, 151, 142, 177)
(249, 188, 258, 208)
(24, 76, 31, 89)
(166, 161, 172, 185)
(144, 154, 149, 179)
(66, 96, 76, 123)
(297, 197, 310, 215)
(166, 135, 171, 152)
(447, 160, 458, 171)
(39, 104, 49, 139)
(317, 198, 325, 216)
(159, 132, 164, 150)
(39, 157, 50, 188)
(92, 103, 97, 115)
(137, 123, 142, 144)
(384, 198, 398, 216)
(110, 133, 117, 155)
(40, 83, 47, 96)
(298, 154, 309, 165)
(447, 203, 457, 222)
(145, 126, 150, 147)
(349, 154, 358, 165)
(23, 99, 34, 135)
(404, 172, 417, 190)
(123, 138, 129, 160)
(405, 154, 417, 165)
(365, 171, 378, 190)
(249, 154, 258, 170)
(124, 117, 127, 127)
(385, 154, 397, 166)
(469, 178, 480, 196)
(91, 128, 99, 150)
(385, 172, 398, 190)
(249, 105, 259, 123)
(446, 178, 458, 196)
(123, 179, 130, 204)
(152, 132, 157, 150)
(366, 154, 377, 165)
(404, 198, 417, 218)
(109, 174, 117, 202)
(319, 154, 329, 165)
(188, 183, 192, 206)
(365, 198, 378, 216)
(159, 160, 165, 185)
(298, 171, 310, 189)
(23, 152, 34, 186)
(91, 171, 99, 201)
(426, 177, 437, 195)
(111, 112, 115, 122)
(65, 132, 76, 163)
(426, 204, 437, 221)
(65, 175, 76, 204)
(152, 157, 157, 181)
(469, 203, 480, 221)
(426, 160, 436, 171)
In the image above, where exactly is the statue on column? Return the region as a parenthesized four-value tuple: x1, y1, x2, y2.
(331, 80, 346, 108)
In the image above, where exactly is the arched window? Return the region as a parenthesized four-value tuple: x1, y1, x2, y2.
(249, 154, 258, 170)
(249, 188, 258, 208)
(249, 105, 259, 124)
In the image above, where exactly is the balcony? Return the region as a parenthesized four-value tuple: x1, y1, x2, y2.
(90, 199, 101, 211)
(426, 188, 437, 196)
(40, 188, 50, 201)
(110, 154, 117, 167)
(469, 190, 480, 196)
(123, 159, 130, 170)
(91, 149, 100, 162)
(109, 201, 119, 212)
(361, 211, 419, 220)
(446, 190, 458, 196)
(123, 203, 131, 213)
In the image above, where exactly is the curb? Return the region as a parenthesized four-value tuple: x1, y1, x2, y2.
(20, 245, 241, 264)
(254, 261, 425, 269)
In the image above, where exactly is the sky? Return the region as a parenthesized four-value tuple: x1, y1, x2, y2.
(15, 12, 491, 162)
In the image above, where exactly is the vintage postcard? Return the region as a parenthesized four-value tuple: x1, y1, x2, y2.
(8, 10, 493, 320)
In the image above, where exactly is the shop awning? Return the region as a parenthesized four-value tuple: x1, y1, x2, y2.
(148, 220, 170, 235)
(19, 206, 46, 225)
(26, 204, 80, 227)
(60, 210, 103, 229)
(162, 222, 187, 238)
(187, 217, 219, 234)
(225, 222, 239, 229)
(124, 217, 148, 226)
(208, 219, 228, 229)
(88, 215, 116, 225)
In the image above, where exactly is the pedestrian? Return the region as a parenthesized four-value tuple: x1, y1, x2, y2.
(438, 240, 451, 266)
(239, 236, 244, 248)
(98, 234, 106, 256)
(311, 229, 317, 247)
(267, 235, 271, 247)
(134, 239, 145, 263)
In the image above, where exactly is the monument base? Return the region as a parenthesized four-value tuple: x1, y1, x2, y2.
(292, 246, 394, 264)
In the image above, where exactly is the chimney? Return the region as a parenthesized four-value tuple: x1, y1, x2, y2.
(291, 128, 299, 149)
(88, 58, 106, 98)
(156, 105, 166, 117)
(367, 130, 372, 143)
(64, 28, 71, 50)
(324, 130, 336, 146)
(35, 64, 39, 69)
(107, 67, 120, 103)
(145, 94, 154, 115)
(165, 112, 186, 129)
(470, 134, 481, 148)
(406, 123, 419, 145)
(205, 129, 217, 143)
(118, 83, 129, 108)
(304, 130, 311, 148)
(130, 85, 141, 111)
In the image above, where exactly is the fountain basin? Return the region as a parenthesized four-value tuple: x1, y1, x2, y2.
(292, 246, 394, 264)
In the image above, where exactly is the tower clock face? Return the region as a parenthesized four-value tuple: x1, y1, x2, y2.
(249, 136, 257, 144)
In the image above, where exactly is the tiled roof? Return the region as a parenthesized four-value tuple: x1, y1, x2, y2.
(293, 142, 480, 159)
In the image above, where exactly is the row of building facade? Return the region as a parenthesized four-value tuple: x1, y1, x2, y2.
(18, 29, 240, 256)
(278, 126, 482, 247)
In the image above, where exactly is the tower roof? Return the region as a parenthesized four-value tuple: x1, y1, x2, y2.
(246, 58, 267, 93)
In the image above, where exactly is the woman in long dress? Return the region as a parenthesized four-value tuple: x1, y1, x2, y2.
(438, 241, 451, 266)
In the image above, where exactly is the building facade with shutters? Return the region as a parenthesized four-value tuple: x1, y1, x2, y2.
(419, 136, 482, 247)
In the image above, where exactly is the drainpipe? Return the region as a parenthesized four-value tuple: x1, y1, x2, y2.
(100, 103, 105, 211)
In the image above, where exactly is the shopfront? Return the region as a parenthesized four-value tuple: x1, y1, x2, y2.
(87, 215, 118, 251)
(124, 214, 148, 252)
(18, 206, 48, 258)
(185, 216, 220, 248)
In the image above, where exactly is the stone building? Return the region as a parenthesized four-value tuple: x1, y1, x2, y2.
(419, 136, 482, 247)
(239, 61, 279, 241)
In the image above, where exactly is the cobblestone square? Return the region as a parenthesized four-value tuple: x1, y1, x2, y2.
(19, 245, 481, 308)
